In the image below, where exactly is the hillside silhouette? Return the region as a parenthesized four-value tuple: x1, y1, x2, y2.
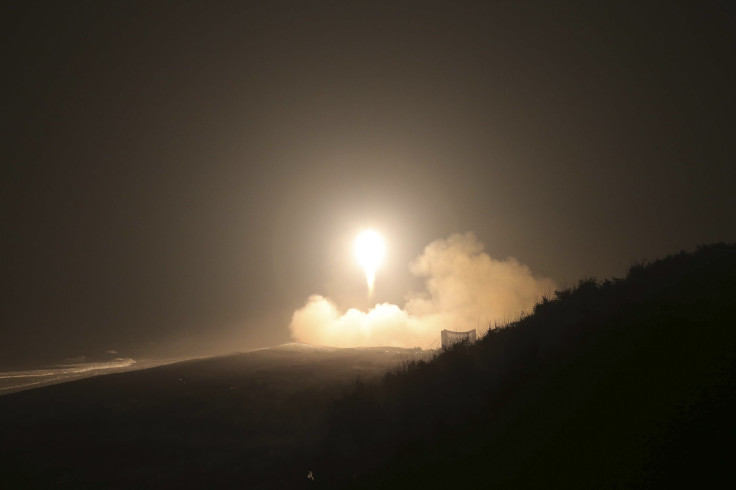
(1, 244, 734, 489)
(314, 243, 736, 488)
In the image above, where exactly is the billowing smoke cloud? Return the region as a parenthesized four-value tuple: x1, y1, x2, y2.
(290, 232, 557, 348)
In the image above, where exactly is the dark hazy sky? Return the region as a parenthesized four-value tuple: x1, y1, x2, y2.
(4, 1, 735, 366)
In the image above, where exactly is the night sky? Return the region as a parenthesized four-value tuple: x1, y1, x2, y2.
(4, 1, 735, 366)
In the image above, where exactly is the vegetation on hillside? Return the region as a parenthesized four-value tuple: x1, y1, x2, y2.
(314, 243, 736, 488)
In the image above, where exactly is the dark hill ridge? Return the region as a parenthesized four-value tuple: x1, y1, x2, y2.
(1, 244, 735, 489)
(315, 243, 736, 488)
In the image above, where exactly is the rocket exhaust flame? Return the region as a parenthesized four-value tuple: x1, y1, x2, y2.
(354, 230, 385, 298)
(291, 232, 558, 349)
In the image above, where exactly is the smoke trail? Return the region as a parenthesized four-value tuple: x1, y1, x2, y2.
(289, 232, 556, 347)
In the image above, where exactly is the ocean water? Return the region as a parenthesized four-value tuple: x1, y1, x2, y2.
(0, 358, 144, 395)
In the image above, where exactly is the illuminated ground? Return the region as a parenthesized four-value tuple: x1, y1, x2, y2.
(0, 344, 429, 488)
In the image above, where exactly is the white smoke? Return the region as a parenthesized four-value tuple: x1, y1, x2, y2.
(289, 232, 556, 348)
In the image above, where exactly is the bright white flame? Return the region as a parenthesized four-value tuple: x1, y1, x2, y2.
(354, 229, 386, 297)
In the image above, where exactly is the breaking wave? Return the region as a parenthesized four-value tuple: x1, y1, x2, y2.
(0, 358, 137, 394)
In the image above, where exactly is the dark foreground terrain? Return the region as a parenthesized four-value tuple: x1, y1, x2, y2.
(2, 243, 735, 489)
(0, 345, 424, 488)
(316, 243, 736, 488)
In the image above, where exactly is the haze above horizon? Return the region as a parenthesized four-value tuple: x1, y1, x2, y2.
(4, 1, 734, 365)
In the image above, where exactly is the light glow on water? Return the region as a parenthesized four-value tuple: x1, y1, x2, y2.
(0, 358, 137, 394)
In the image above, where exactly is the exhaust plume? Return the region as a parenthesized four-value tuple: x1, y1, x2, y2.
(354, 229, 386, 298)
(290, 232, 556, 348)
